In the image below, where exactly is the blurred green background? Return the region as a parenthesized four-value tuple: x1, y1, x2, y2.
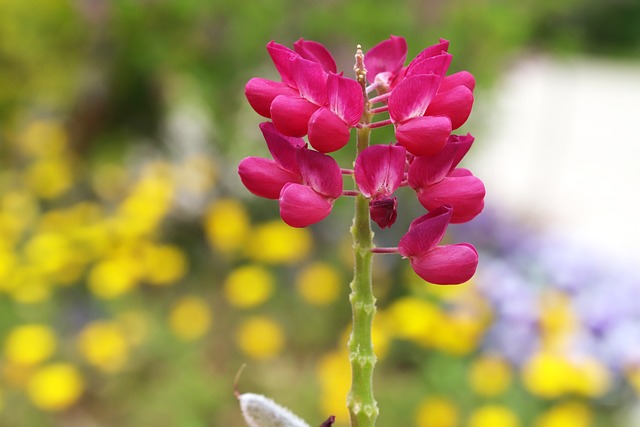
(1, 0, 640, 426)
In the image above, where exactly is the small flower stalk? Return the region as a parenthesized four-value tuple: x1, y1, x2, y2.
(238, 36, 485, 427)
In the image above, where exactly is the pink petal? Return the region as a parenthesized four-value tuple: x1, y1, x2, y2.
(245, 78, 298, 118)
(238, 157, 301, 199)
(308, 107, 351, 153)
(364, 35, 408, 84)
(395, 116, 451, 157)
(297, 147, 343, 199)
(426, 85, 474, 130)
(449, 133, 475, 170)
(354, 144, 406, 198)
(405, 53, 452, 80)
(291, 56, 328, 106)
(416, 174, 486, 223)
(270, 95, 318, 137)
(408, 39, 450, 67)
(266, 41, 298, 86)
(259, 122, 305, 174)
(327, 73, 364, 125)
(389, 75, 441, 123)
(279, 183, 333, 227)
(398, 206, 452, 257)
(409, 243, 478, 285)
(294, 38, 337, 73)
(407, 142, 458, 189)
(439, 71, 476, 93)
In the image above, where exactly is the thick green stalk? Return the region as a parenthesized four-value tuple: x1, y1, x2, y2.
(346, 74, 378, 424)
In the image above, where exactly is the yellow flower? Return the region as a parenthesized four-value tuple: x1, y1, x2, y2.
(24, 159, 73, 200)
(246, 221, 311, 264)
(4, 324, 56, 366)
(4, 265, 51, 303)
(168, 296, 212, 341)
(469, 355, 512, 397)
(26, 363, 84, 411)
(77, 321, 129, 373)
(385, 297, 442, 343)
(87, 257, 140, 299)
(295, 262, 341, 305)
(235, 316, 284, 360)
(204, 198, 250, 254)
(19, 120, 68, 158)
(534, 401, 592, 427)
(316, 350, 350, 422)
(416, 396, 459, 427)
(468, 405, 520, 427)
(224, 265, 274, 308)
(140, 243, 188, 286)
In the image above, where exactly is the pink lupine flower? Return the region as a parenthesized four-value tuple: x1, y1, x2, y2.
(398, 205, 478, 284)
(425, 71, 475, 130)
(408, 134, 485, 223)
(388, 74, 452, 156)
(293, 38, 337, 73)
(354, 144, 406, 228)
(237, 122, 342, 227)
(364, 35, 407, 91)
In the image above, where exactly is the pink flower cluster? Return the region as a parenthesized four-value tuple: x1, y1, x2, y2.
(238, 36, 485, 284)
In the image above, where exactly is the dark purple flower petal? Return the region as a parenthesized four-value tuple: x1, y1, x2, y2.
(370, 195, 398, 229)
(279, 183, 333, 227)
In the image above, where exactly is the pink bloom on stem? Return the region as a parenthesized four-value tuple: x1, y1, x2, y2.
(426, 71, 475, 130)
(364, 35, 408, 90)
(408, 134, 485, 223)
(398, 205, 478, 285)
(294, 38, 337, 73)
(237, 122, 342, 227)
(388, 74, 452, 156)
(354, 144, 406, 228)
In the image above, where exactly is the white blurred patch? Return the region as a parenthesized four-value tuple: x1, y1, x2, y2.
(473, 56, 640, 261)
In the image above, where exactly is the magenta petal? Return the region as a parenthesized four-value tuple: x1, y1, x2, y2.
(389, 75, 441, 122)
(354, 144, 406, 198)
(416, 174, 486, 223)
(238, 157, 301, 199)
(409, 243, 478, 284)
(364, 35, 408, 84)
(271, 95, 318, 137)
(407, 146, 458, 190)
(291, 56, 328, 106)
(297, 147, 343, 199)
(327, 73, 364, 125)
(294, 38, 337, 73)
(409, 39, 450, 66)
(308, 107, 351, 153)
(279, 183, 332, 227)
(449, 133, 475, 170)
(395, 116, 451, 157)
(439, 71, 476, 93)
(426, 86, 474, 130)
(245, 78, 298, 118)
(405, 53, 452, 79)
(266, 41, 298, 86)
(398, 206, 452, 257)
(259, 122, 305, 174)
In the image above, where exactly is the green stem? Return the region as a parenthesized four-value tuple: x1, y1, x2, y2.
(346, 101, 378, 426)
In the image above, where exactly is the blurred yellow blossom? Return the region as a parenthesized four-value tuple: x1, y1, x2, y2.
(0, 190, 39, 241)
(224, 265, 274, 308)
(3, 265, 51, 303)
(169, 296, 212, 341)
(523, 352, 610, 398)
(26, 363, 84, 411)
(468, 405, 520, 427)
(316, 350, 350, 422)
(385, 297, 442, 342)
(87, 257, 140, 299)
(246, 220, 311, 264)
(534, 401, 592, 427)
(19, 120, 68, 158)
(415, 396, 459, 427)
(204, 198, 250, 254)
(4, 324, 56, 366)
(539, 291, 576, 350)
(24, 159, 74, 200)
(469, 354, 512, 397)
(77, 321, 129, 373)
(140, 243, 188, 286)
(295, 261, 341, 305)
(235, 316, 284, 360)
